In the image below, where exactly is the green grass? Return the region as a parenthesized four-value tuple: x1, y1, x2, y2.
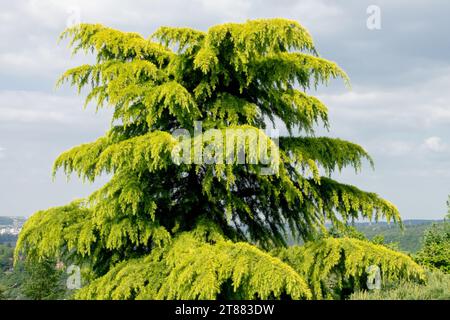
(350, 271, 450, 300)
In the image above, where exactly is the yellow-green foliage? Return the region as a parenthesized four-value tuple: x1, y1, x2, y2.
(273, 238, 425, 299)
(280, 137, 374, 174)
(16, 200, 171, 263)
(53, 131, 176, 181)
(16, 201, 95, 259)
(60, 24, 173, 64)
(16, 18, 411, 300)
(75, 225, 311, 300)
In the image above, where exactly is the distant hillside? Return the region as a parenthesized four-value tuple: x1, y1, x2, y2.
(0, 234, 17, 244)
(0, 216, 26, 226)
(0, 217, 15, 225)
(0, 216, 26, 244)
(286, 219, 443, 253)
(355, 219, 444, 253)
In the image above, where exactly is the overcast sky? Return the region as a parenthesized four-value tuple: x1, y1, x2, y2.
(1, 0, 449, 219)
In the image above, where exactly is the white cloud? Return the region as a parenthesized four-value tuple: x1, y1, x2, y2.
(0, 46, 74, 79)
(0, 90, 111, 126)
(0, 91, 72, 123)
(318, 68, 450, 132)
(197, 0, 251, 19)
(0, 147, 4, 159)
(370, 140, 415, 157)
(423, 136, 447, 153)
(0, 0, 348, 81)
(0, 0, 449, 220)
(366, 137, 449, 159)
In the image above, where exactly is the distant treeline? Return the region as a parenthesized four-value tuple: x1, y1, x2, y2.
(0, 234, 17, 245)
(0, 217, 26, 225)
(356, 220, 444, 253)
(287, 219, 443, 253)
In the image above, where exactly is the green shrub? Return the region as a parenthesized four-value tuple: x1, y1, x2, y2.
(273, 237, 425, 299)
(415, 222, 450, 273)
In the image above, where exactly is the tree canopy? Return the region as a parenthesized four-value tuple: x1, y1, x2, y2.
(16, 18, 420, 300)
